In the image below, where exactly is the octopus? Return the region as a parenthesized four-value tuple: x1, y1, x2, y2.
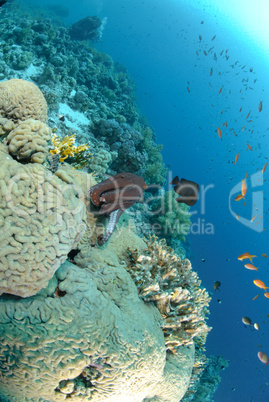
(89, 173, 147, 246)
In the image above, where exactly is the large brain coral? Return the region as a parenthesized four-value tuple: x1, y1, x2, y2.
(0, 78, 48, 123)
(0, 143, 87, 298)
(6, 118, 51, 163)
(0, 233, 195, 402)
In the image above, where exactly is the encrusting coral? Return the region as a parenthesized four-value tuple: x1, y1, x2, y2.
(126, 235, 211, 353)
(0, 78, 47, 123)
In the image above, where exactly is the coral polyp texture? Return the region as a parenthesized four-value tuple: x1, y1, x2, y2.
(0, 143, 87, 297)
(126, 235, 211, 353)
(6, 118, 51, 163)
(0, 231, 195, 402)
(0, 78, 48, 123)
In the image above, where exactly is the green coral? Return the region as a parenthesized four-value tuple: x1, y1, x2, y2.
(140, 126, 167, 185)
(150, 190, 192, 242)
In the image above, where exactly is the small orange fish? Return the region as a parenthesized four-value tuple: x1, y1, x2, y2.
(238, 252, 257, 262)
(217, 127, 222, 138)
(262, 254, 268, 258)
(242, 125, 246, 132)
(234, 194, 244, 201)
(246, 144, 253, 151)
(241, 179, 247, 196)
(262, 163, 267, 174)
(244, 263, 258, 271)
(258, 101, 263, 112)
(210, 68, 213, 76)
(239, 107, 242, 112)
(252, 294, 259, 301)
(187, 86, 190, 93)
(264, 293, 269, 299)
(219, 86, 223, 94)
(246, 110, 251, 119)
(251, 215, 257, 223)
(253, 279, 269, 291)
(257, 351, 268, 366)
(245, 171, 248, 178)
(236, 214, 240, 220)
(234, 153, 239, 164)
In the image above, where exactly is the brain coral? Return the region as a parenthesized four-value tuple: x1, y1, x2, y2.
(0, 78, 47, 123)
(0, 229, 195, 402)
(6, 118, 51, 163)
(0, 143, 87, 298)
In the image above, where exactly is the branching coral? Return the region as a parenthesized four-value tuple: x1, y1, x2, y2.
(50, 133, 91, 168)
(126, 235, 211, 354)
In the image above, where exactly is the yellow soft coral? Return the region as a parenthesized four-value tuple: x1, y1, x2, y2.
(50, 133, 91, 165)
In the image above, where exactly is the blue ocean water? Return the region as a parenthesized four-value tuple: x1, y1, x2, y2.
(91, 2, 269, 401)
(92, 1, 269, 400)
(4, 0, 268, 400)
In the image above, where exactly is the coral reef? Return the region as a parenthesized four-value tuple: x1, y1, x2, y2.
(150, 190, 192, 243)
(89, 148, 117, 175)
(182, 355, 229, 401)
(126, 235, 211, 353)
(89, 119, 167, 184)
(50, 133, 91, 167)
(0, 230, 195, 402)
(0, 117, 15, 137)
(0, 5, 215, 400)
(0, 4, 167, 185)
(68, 16, 102, 41)
(6, 118, 51, 163)
(0, 79, 47, 123)
(0, 143, 89, 297)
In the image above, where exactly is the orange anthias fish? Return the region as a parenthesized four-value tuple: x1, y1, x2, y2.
(258, 101, 263, 112)
(238, 252, 257, 262)
(262, 253, 268, 258)
(244, 264, 258, 271)
(264, 293, 269, 299)
(257, 351, 269, 366)
(218, 86, 223, 94)
(241, 179, 247, 196)
(246, 110, 251, 119)
(262, 163, 268, 174)
(246, 144, 253, 151)
(252, 294, 259, 301)
(253, 279, 269, 291)
(234, 153, 239, 164)
(217, 127, 222, 138)
(234, 194, 244, 201)
(251, 215, 257, 223)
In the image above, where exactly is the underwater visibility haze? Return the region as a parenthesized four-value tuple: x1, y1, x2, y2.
(0, 0, 268, 401)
